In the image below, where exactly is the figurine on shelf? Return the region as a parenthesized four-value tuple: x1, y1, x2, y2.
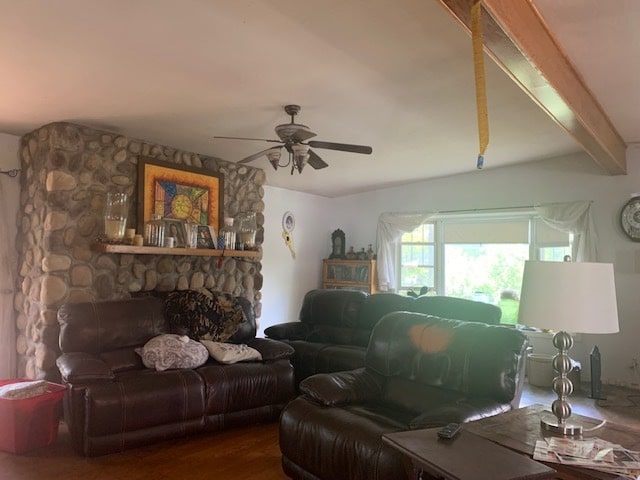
(346, 246, 357, 260)
(367, 244, 375, 260)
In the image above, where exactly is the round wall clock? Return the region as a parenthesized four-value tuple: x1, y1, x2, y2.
(620, 196, 640, 241)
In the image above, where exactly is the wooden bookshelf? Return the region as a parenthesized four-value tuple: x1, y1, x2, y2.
(322, 259, 378, 293)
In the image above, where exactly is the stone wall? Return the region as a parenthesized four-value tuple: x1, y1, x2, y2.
(15, 122, 265, 379)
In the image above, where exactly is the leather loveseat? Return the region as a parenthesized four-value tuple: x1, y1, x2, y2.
(56, 294, 295, 456)
(264, 289, 502, 386)
(279, 310, 529, 480)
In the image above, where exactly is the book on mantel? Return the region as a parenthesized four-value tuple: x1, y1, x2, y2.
(383, 428, 556, 480)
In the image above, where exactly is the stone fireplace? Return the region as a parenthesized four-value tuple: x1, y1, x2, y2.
(14, 122, 265, 380)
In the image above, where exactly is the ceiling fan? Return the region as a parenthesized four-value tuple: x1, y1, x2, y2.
(214, 105, 373, 174)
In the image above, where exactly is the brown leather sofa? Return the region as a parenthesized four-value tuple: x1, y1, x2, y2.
(279, 310, 529, 480)
(56, 295, 295, 456)
(264, 289, 502, 386)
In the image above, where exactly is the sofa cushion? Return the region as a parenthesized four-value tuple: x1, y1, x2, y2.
(135, 334, 209, 371)
(57, 352, 115, 383)
(58, 296, 168, 354)
(411, 295, 502, 324)
(299, 289, 367, 330)
(246, 338, 295, 361)
(164, 289, 247, 341)
(200, 340, 262, 364)
(99, 348, 144, 373)
(353, 293, 413, 346)
(366, 312, 526, 404)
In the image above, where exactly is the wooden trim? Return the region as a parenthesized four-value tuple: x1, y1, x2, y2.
(437, 0, 627, 175)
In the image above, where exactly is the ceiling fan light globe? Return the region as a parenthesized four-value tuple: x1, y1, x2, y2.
(291, 143, 309, 154)
(294, 154, 309, 173)
(266, 147, 281, 170)
(292, 143, 310, 173)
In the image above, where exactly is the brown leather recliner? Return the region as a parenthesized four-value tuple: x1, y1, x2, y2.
(56, 295, 295, 456)
(265, 289, 503, 387)
(279, 310, 529, 480)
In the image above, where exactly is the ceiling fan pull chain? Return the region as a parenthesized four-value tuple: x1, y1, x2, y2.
(472, 0, 489, 169)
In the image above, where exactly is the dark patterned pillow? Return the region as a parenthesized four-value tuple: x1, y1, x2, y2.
(164, 289, 247, 342)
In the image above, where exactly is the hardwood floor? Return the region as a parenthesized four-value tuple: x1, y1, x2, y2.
(0, 421, 288, 480)
(2, 381, 639, 480)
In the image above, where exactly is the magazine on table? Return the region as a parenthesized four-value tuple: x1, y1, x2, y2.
(533, 437, 640, 480)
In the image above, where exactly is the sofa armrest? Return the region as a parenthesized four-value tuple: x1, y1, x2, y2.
(56, 352, 115, 383)
(409, 398, 511, 429)
(246, 338, 295, 361)
(299, 368, 383, 406)
(264, 322, 310, 340)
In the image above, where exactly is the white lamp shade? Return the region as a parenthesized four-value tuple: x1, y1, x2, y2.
(517, 261, 619, 334)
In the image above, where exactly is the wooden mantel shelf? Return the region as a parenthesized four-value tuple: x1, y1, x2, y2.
(91, 243, 261, 259)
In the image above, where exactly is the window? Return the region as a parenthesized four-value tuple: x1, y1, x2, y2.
(398, 223, 435, 295)
(398, 213, 572, 325)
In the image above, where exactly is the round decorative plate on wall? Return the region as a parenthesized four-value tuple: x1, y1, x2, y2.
(282, 211, 295, 233)
(620, 196, 640, 241)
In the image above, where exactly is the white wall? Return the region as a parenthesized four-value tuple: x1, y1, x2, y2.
(0, 133, 20, 169)
(327, 148, 640, 386)
(0, 133, 20, 232)
(0, 133, 20, 378)
(258, 185, 333, 336)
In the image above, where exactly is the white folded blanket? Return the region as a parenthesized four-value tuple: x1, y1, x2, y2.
(0, 380, 49, 399)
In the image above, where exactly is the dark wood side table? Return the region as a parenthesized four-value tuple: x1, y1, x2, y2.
(383, 404, 640, 480)
(464, 404, 640, 480)
(383, 427, 556, 480)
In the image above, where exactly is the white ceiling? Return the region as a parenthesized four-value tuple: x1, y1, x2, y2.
(1, 1, 638, 197)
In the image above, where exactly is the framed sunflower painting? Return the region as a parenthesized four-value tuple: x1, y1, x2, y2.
(137, 157, 223, 234)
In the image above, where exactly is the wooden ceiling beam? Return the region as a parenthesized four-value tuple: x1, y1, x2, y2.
(437, 0, 627, 174)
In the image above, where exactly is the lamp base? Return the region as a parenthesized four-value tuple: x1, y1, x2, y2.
(540, 414, 583, 436)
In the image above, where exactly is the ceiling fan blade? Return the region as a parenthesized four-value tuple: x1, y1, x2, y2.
(307, 149, 329, 170)
(214, 135, 282, 144)
(307, 141, 372, 155)
(238, 147, 280, 164)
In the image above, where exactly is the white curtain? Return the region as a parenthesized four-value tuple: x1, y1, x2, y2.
(376, 211, 436, 291)
(375, 200, 597, 293)
(0, 175, 18, 378)
(535, 200, 597, 262)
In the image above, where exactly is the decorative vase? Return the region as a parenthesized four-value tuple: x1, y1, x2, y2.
(103, 192, 129, 243)
(236, 212, 257, 250)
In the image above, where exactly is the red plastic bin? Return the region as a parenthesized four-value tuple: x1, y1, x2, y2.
(0, 379, 65, 453)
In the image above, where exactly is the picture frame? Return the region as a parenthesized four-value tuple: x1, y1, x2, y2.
(163, 219, 187, 248)
(329, 229, 346, 259)
(137, 157, 223, 235)
(197, 225, 215, 249)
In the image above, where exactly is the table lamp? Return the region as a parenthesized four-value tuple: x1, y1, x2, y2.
(517, 260, 619, 435)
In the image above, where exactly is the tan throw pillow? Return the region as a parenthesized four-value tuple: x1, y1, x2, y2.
(135, 334, 209, 371)
(200, 340, 262, 364)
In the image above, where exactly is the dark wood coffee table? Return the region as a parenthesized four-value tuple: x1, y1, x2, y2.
(383, 404, 640, 480)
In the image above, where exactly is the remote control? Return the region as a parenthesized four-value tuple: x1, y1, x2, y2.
(437, 422, 461, 439)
